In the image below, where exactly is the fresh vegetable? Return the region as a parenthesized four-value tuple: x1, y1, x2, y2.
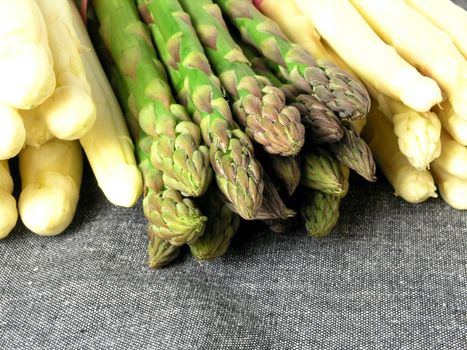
(253, 173, 295, 220)
(268, 155, 301, 196)
(215, 0, 370, 120)
(93, 0, 212, 198)
(180, 0, 305, 157)
(35, 0, 96, 140)
(0, 160, 18, 239)
(362, 105, 437, 203)
(138, 136, 207, 246)
(0, 104, 26, 160)
(435, 101, 467, 146)
(70, 2, 143, 208)
(368, 84, 442, 170)
(147, 232, 182, 269)
(295, 0, 442, 113)
(0, 0, 56, 109)
(405, 0, 467, 58)
(137, 0, 264, 220)
(300, 146, 346, 196)
(19, 108, 53, 148)
(350, 0, 467, 120)
(432, 131, 467, 180)
(18, 139, 83, 236)
(189, 187, 240, 261)
(431, 164, 467, 210)
(301, 189, 341, 238)
(328, 123, 376, 182)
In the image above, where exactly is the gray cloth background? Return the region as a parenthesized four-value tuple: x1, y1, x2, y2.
(1, 1, 467, 349)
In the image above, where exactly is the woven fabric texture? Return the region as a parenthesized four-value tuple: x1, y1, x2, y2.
(1, 1, 466, 349)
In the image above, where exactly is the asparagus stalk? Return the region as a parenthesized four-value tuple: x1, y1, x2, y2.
(350, 0, 467, 120)
(268, 155, 300, 196)
(238, 42, 345, 144)
(19, 108, 53, 148)
(300, 146, 346, 196)
(0, 160, 18, 239)
(189, 187, 240, 261)
(432, 131, 467, 180)
(327, 122, 376, 182)
(0, 103, 26, 160)
(179, 0, 305, 157)
(137, 0, 264, 220)
(362, 105, 437, 203)
(93, 0, 211, 198)
(431, 164, 467, 210)
(214, 0, 370, 120)
(301, 189, 341, 238)
(253, 173, 295, 220)
(148, 229, 182, 268)
(138, 134, 207, 247)
(435, 101, 467, 146)
(405, 0, 467, 58)
(70, 3, 143, 208)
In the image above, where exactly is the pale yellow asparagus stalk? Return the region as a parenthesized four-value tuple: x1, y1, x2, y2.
(432, 130, 467, 180)
(362, 105, 437, 203)
(366, 84, 441, 170)
(405, 0, 467, 59)
(255, 0, 352, 72)
(435, 101, 467, 146)
(295, 0, 442, 113)
(35, 0, 96, 140)
(18, 139, 82, 236)
(431, 164, 467, 210)
(70, 2, 142, 208)
(0, 0, 55, 109)
(0, 104, 26, 159)
(350, 0, 467, 120)
(0, 160, 18, 239)
(19, 108, 53, 148)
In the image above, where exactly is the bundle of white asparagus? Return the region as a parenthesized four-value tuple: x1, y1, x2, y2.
(0, 0, 142, 239)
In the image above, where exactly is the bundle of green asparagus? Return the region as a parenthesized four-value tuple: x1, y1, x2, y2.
(81, 0, 375, 268)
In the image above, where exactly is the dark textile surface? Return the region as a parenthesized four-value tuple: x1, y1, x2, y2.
(1, 1, 466, 349)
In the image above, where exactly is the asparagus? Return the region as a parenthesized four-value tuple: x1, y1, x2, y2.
(93, 0, 211, 197)
(179, 0, 305, 157)
(189, 187, 240, 261)
(253, 173, 296, 220)
(300, 146, 346, 196)
(327, 123, 377, 182)
(239, 43, 344, 144)
(148, 229, 182, 268)
(214, 0, 370, 120)
(268, 155, 300, 196)
(301, 189, 341, 238)
(103, 36, 207, 248)
(137, 0, 264, 220)
(138, 137, 207, 246)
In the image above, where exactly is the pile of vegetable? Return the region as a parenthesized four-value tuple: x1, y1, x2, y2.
(0, 0, 465, 268)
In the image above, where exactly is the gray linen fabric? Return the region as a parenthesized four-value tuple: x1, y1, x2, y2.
(1, 1, 467, 349)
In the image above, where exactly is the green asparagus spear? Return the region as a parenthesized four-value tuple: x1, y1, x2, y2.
(136, 0, 264, 220)
(138, 138, 207, 246)
(268, 154, 300, 196)
(239, 41, 345, 144)
(327, 122, 377, 182)
(148, 229, 182, 268)
(189, 187, 240, 261)
(214, 0, 370, 120)
(300, 146, 346, 196)
(93, 0, 211, 197)
(301, 189, 341, 238)
(179, 0, 305, 156)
